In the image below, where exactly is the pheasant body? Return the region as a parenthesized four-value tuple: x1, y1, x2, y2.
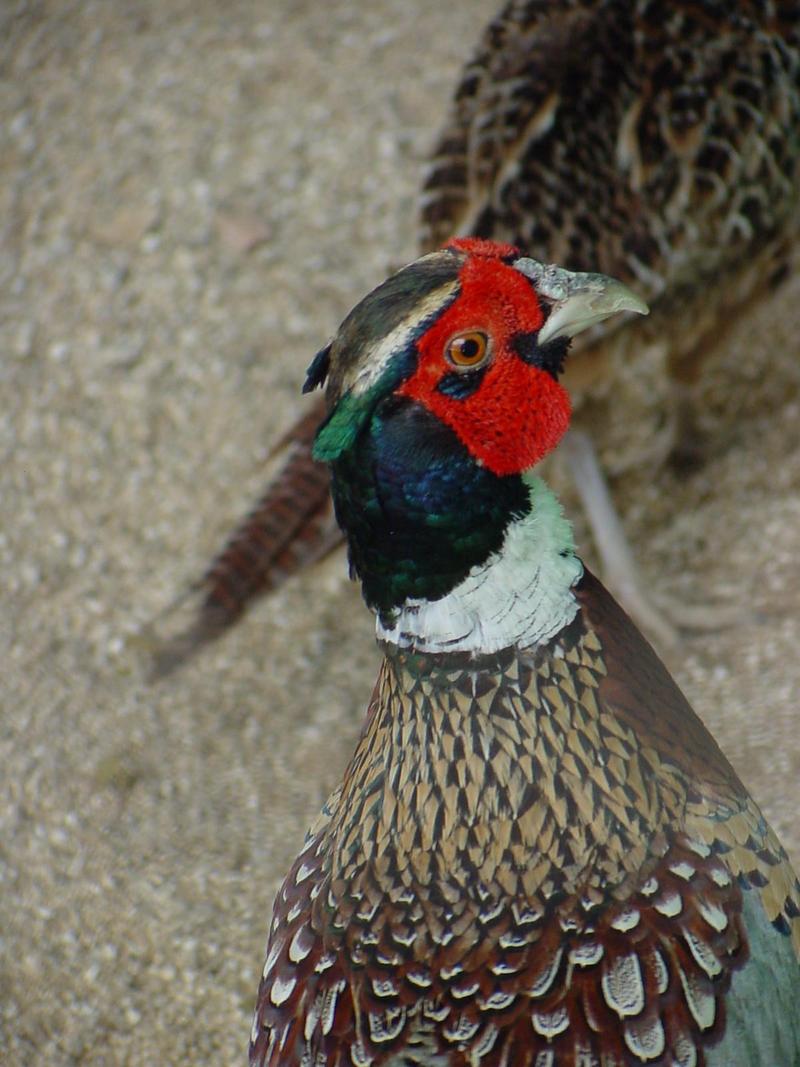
(250, 242, 800, 1066)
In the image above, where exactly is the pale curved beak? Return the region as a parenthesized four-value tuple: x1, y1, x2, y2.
(513, 257, 649, 346)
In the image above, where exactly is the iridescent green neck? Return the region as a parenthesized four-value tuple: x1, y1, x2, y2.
(377, 474, 582, 654)
(328, 397, 530, 622)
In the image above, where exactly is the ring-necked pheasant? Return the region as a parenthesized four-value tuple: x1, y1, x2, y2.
(153, 0, 800, 673)
(249, 240, 800, 1067)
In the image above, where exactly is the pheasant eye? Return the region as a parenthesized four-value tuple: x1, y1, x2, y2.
(445, 331, 491, 369)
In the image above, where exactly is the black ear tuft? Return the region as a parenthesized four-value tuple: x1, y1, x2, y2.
(512, 331, 570, 380)
(303, 342, 332, 394)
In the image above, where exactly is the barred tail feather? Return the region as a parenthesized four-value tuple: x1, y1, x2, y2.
(150, 401, 337, 677)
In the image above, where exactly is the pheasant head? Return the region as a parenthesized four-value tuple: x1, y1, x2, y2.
(304, 239, 647, 639)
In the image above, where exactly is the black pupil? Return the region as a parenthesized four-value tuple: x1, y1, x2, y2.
(459, 337, 480, 360)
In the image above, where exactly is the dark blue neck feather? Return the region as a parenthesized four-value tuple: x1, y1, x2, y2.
(329, 397, 529, 621)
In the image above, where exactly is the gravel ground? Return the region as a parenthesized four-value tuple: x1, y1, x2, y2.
(2, 2, 799, 1064)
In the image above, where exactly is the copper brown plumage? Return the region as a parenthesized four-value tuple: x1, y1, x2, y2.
(155, 0, 800, 670)
(418, 0, 800, 408)
(251, 574, 800, 1066)
(248, 243, 800, 1065)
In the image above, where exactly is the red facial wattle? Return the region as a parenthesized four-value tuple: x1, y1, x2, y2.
(397, 247, 572, 477)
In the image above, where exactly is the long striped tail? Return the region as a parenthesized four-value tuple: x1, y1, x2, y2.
(150, 400, 339, 677)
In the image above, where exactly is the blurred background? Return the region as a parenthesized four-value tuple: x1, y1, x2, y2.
(2, 2, 799, 1062)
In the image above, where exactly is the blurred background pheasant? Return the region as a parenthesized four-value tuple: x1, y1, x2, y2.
(153, 0, 800, 674)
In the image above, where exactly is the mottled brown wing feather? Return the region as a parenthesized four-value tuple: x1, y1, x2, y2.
(574, 569, 741, 798)
(575, 568, 800, 957)
(420, 0, 800, 299)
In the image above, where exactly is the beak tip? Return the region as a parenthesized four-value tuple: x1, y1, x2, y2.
(611, 283, 649, 319)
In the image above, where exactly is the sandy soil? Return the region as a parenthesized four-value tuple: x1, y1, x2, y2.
(2, 2, 799, 1063)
